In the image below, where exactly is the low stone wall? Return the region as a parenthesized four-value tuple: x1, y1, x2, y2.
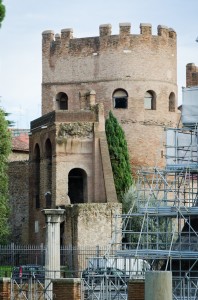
(0, 278, 11, 300)
(53, 278, 81, 300)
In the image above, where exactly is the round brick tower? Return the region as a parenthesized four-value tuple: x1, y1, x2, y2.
(41, 23, 179, 169)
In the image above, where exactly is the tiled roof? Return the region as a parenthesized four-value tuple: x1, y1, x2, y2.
(12, 133, 29, 152)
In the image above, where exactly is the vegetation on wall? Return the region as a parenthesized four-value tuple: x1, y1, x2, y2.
(105, 111, 132, 201)
(0, 109, 11, 243)
(0, 0, 5, 27)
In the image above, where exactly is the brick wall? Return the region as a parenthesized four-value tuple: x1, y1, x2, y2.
(53, 278, 81, 300)
(0, 278, 11, 300)
(8, 161, 29, 243)
(41, 23, 179, 169)
(128, 279, 145, 300)
(186, 63, 198, 87)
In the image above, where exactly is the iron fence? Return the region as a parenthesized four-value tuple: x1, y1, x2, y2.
(0, 244, 115, 276)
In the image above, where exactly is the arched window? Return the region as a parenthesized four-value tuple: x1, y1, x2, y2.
(113, 89, 128, 109)
(144, 90, 156, 110)
(169, 92, 175, 112)
(68, 168, 87, 204)
(33, 144, 40, 209)
(56, 92, 68, 110)
(44, 139, 52, 208)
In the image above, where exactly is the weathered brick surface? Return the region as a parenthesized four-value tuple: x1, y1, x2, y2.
(186, 63, 198, 87)
(41, 23, 179, 169)
(10, 23, 180, 245)
(28, 105, 118, 244)
(53, 278, 81, 300)
(8, 161, 29, 243)
(0, 278, 11, 300)
(128, 279, 145, 300)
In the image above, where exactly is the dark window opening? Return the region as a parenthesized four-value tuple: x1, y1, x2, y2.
(60, 222, 64, 247)
(56, 92, 68, 110)
(60, 98, 68, 110)
(113, 89, 128, 109)
(169, 92, 175, 112)
(35, 195, 40, 209)
(45, 191, 52, 209)
(114, 97, 128, 109)
(68, 168, 87, 204)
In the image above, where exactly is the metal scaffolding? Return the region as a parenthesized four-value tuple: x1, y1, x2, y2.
(112, 126, 198, 299)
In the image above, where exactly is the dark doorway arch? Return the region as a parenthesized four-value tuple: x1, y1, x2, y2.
(68, 168, 87, 204)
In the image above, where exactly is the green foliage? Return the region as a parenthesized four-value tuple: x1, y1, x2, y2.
(0, 266, 12, 277)
(0, 109, 11, 243)
(4, 111, 15, 127)
(122, 185, 173, 250)
(122, 185, 142, 246)
(105, 111, 132, 200)
(0, 0, 5, 26)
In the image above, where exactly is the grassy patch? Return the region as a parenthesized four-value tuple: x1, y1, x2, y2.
(0, 266, 13, 277)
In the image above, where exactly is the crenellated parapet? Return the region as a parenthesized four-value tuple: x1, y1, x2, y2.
(42, 23, 176, 57)
(186, 63, 198, 87)
(41, 22, 178, 173)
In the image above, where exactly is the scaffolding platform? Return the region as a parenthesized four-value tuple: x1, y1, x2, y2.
(107, 126, 198, 299)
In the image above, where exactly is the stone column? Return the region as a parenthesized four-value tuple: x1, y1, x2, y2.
(145, 271, 172, 300)
(42, 208, 65, 297)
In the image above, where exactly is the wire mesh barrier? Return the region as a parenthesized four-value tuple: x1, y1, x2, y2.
(0, 244, 118, 276)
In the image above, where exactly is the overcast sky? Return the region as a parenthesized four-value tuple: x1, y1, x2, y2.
(0, 0, 198, 128)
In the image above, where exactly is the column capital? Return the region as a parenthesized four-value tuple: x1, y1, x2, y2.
(42, 208, 65, 223)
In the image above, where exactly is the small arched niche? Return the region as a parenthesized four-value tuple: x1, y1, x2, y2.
(113, 89, 128, 109)
(56, 92, 68, 110)
(68, 168, 87, 204)
(169, 92, 175, 112)
(144, 90, 156, 110)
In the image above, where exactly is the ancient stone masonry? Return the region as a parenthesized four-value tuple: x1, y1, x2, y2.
(29, 104, 117, 244)
(9, 22, 180, 245)
(57, 122, 93, 143)
(186, 63, 198, 87)
(42, 23, 179, 168)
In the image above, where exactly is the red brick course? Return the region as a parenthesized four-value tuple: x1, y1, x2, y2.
(128, 279, 145, 300)
(53, 278, 81, 300)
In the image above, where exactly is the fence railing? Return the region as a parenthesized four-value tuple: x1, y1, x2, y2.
(0, 244, 116, 276)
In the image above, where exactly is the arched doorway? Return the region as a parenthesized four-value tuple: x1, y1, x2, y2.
(68, 168, 87, 204)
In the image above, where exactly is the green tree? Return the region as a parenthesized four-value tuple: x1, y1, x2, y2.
(4, 111, 14, 127)
(0, 0, 5, 27)
(121, 185, 142, 247)
(122, 185, 173, 252)
(105, 111, 132, 200)
(0, 108, 11, 243)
